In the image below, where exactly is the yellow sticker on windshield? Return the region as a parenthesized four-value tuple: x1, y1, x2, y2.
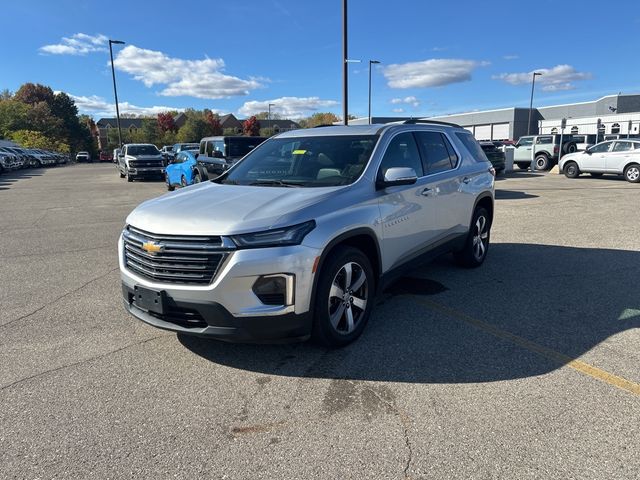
(292, 149, 307, 155)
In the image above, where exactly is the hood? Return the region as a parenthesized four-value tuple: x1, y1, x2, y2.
(560, 152, 585, 164)
(126, 182, 344, 235)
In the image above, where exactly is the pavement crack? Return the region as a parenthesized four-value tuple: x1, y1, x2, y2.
(349, 381, 414, 478)
(0, 266, 119, 329)
(0, 335, 165, 392)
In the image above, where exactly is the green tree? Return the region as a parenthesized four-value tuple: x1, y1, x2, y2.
(177, 117, 209, 143)
(0, 100, 29, 137)
(10, 129, 69, 152)
(303, 112, 340, 128)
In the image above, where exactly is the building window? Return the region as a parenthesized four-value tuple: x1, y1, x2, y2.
(611, 123, 620, 134)
(550, 127, 558, 134)
(571, 126, 579, 134)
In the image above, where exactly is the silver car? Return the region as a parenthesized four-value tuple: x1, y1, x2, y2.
(559, 139, 640, 183)
(119, 121, 495, 346)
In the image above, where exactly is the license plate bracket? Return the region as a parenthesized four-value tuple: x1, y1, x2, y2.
(134, 285, 166, 314)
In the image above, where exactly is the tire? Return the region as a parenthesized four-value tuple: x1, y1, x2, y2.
(166, 174, 175, 191)
(590, 172, 603, 178)
(119, 168, 125, 178)
(194, 172, 201, 184)
(126, 171, 133, 182)
(516, 163, 530, 170)
(312, 246, 375, 348)
(563, 161, 580, 179)
(566, 143, 577, 154)
(181, 175, 188, 187)
(535, 154, 550, 170)
(454, 206, 491, 268)
(624, 164, 640, 183)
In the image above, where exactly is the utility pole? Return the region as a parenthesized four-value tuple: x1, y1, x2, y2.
(109, 39, 125, 148)
(527, 72, 542, 136)
(342, 0, 348, 125)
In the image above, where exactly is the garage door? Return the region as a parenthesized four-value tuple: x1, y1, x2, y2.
(492, 123, 510, 140)
(474, 125, 491, 140)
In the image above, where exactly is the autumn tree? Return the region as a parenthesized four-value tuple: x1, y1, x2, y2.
(157, 112, 177, 133)
(14, 83, 55, 106)
(205, 111, 223, 136)
(243, 116, 260, 136)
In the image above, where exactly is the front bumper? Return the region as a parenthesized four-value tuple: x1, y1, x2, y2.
(128, 167, 165, 177)
(119, 236, 319, 342)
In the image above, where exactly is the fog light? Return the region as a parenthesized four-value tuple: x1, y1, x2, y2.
(252, 274, 294, 306)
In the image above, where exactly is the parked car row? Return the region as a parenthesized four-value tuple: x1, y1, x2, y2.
(560, 139, 640, 183)
(0, 146, 70, 173)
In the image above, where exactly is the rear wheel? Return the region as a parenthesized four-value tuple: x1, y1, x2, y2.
(312, 247, 374, 348)
(563, 161, 580, 178)
(624, 164, 640, 183)
(454, 206, 490, 268)
(535, 154, 550, 170)
(194, 172, 201, 184)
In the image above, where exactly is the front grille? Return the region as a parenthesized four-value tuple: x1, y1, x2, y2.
(123, 226, 228, 285)
(130, 159, 164, 168)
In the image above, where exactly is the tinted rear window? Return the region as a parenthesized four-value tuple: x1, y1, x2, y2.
(455, 132, 489, 163)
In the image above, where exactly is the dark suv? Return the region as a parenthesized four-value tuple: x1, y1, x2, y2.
(194, 136, 267, 182)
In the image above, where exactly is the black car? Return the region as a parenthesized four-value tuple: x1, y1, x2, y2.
(480, 142, 506, 173)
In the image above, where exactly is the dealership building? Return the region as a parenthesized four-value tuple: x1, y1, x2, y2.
(354, 93, 640, 142)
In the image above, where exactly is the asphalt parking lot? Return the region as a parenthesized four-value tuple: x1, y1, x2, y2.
(1, 163, 639, 479)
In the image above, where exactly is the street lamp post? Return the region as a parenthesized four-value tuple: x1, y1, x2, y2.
(368, 60, 380, 125)
(267, 103, 275, 135)
(342, 0, 348, 125)
(108, 39, 125, 148)
(527, 72, 542, 136)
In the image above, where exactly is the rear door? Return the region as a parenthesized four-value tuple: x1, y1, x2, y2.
(607, 141, 635, 173)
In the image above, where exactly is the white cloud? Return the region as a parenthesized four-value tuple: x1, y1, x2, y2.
(40, 33, 108, 56)
(390, 96, 420, 107)
(503, 54, 519, 60)
(113, 45, 262, 99)
(392, 108, 405, 113)
(383, 59, 488, 89)
(65, 93, 186, 117)
(492, 64, 592, 91)
(238, 97, 339, 119)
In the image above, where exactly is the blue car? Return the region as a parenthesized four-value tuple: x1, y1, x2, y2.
(165, 150, 198, 191)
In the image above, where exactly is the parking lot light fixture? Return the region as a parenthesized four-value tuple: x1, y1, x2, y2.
(527, 72, 543, 136)
(109, 39, 126, 148)
(368, 60, 381, 125)
(268, 103, 275, 125)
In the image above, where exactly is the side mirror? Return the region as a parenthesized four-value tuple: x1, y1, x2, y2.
(584, 149, 592, 155)
(376, 167, 418, 189)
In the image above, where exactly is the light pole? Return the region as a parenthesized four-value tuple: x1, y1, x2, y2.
(342, 0, 348, 125)
(109, 39, 125, 148)
(368, 60, 380, 125)
(267, 103, 275, 135)
(527, 72, 542, 136)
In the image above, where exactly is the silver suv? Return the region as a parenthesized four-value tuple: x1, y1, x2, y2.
(119, 121, 495, 346)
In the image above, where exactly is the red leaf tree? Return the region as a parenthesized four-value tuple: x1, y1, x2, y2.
(205, 111, 223, 136)
(243, 116, 260, 136)
(157, 112, 177, 133)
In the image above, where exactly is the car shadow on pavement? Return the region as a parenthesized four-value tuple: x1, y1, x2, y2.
(0, 169, 44, 190)
(495, 190, 539, 200)
(178, 243, 640, 384)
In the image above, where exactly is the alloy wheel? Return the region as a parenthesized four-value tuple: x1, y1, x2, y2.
(472, 215, 489, 261)
(328, 262, 368, 335)
(627, 166, 640, 182)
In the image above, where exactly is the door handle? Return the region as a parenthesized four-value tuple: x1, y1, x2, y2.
(462, 177, 471, 184)
(421, 187, 432, 196)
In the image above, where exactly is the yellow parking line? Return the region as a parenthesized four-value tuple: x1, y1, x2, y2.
(411, 296, 640, 397)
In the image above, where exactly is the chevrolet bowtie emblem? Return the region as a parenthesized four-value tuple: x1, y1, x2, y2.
(141, 241, 163, 253)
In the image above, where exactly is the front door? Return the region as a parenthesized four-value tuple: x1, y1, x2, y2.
(581, 141, 613, 171)
(514, 137, 534, 163)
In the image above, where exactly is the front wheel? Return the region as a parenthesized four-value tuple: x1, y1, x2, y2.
(193, 172, 201, 184)
(624, 164, 640, 183)
(166, 174, 175, 191)
(454, 207, 490, 268)
(126, 171, 133, 182)
(563, 161, 580, 178)
(181, 175, 188, 187)
(312, 247, 374, 348)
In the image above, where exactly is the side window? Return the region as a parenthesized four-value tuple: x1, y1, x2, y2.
(415, 131, 454, 174)
(517, 137, 533, 147)
(199, 142, 205, 155)
(612, 141, 633, 152)
(378, 132, 423, 178)
(175, 153, 184, 164)
(206, 141, 214, 157)
(456, 132, 489, 163)
(590, 142, 612, 153)
(536, 136, 552, 144)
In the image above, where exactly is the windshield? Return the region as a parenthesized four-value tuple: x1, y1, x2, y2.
(127, 145, 160, 156)
(217, 135, 378, 187)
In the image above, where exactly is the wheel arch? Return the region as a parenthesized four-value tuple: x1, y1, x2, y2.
(473, 192, 494, 229)
(309, 228, 382, 313)
(623, 161, 640, 172)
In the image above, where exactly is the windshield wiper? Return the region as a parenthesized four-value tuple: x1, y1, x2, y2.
(248, 179, 304, 187)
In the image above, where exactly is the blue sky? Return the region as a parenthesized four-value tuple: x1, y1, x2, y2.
(2, 0, 639, 120)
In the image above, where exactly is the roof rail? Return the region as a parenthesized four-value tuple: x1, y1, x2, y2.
(313, 124, 336, 128)
(402, 119, 462, 128)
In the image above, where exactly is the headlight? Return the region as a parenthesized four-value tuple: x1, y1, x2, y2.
(230, 220, 315, 248)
